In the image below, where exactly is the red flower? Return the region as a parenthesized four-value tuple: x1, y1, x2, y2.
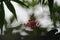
(24, 19, 39, 29)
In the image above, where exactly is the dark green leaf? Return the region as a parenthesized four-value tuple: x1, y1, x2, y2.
(48, 0, 57, 27)
(4, 19, 8, 29)
(46, 29, 58, 36)
(48, 0, 54, 13)
(48, 0, 54, 19)
(4, 1, 17, 19)
(42, 0, 45, 4)
(0, 2, 5, 34)
(53, 4, 60, 23)
(10, 16, 15, 24)
(39, 0, 41, 3)
(0, 0, 3, 2)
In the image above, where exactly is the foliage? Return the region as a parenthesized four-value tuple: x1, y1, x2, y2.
(0, 1, 5, 34)
(0, 0, 28, 34)
(4, 16, 22, 35)
(0, 29, 60, 40)
(0, 0, 60, 40)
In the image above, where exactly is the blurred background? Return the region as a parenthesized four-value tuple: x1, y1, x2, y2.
(4, 0, 60, 35)
(0, 0, 60, 40)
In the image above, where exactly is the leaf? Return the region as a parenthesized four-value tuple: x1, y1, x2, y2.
(48, 0, 54, 19)
(46, 29, 58, 36)
(12, 0, 29, 8)
(48, 0, 57, 27)
(4, 19, 8, 30)
(42, 0, 45, 4)
(0, 2, 5, 34)
(10, 16, 15, 24)
(4, 1, 17, 19)
(34, 27, 47, 34)
(39, 0, 41, 3)
(53, 4, 60, 23)
(48, 0, 54, 21)
(55, 33, 60, 38)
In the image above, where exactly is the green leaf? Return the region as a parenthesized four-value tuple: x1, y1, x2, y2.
(48, 0, 57, 27)
(4, 19, 8, 30)
(53, 4, 60, 23)
(4, 1, 17, 19)
(0, 2, 5, 34)
(48, 0, 53, 19)
(42, 0, 45, 4)
(12, 0, 29, 8)
(48, 0, 54, 18)
(10, 16, 15, 24)
(39, 0, 41, 3)
(48, 0, 54, 13)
